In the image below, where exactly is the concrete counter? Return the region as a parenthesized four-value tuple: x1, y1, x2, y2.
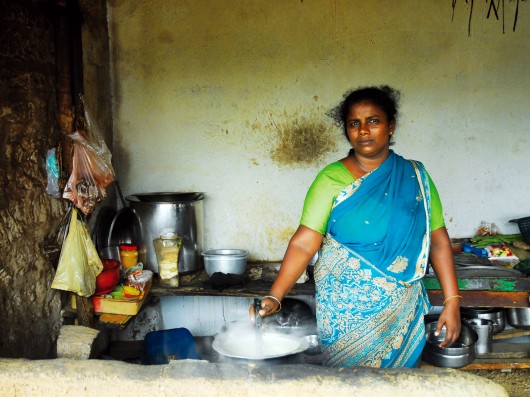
(0, 358, 508, 397)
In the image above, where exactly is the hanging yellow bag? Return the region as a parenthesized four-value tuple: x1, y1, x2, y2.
(51, 208, 103, 296)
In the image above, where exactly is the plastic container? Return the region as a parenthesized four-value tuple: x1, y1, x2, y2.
(119, 243, 138, 269)
(144, 328, 200, 365)
(153, 232, 181, 287)
(92, 278, 151, 315)
(95, 259, 120, 295)
(510, 216, 530, 244)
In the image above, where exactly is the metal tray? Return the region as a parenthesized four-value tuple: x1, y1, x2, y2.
(212, 331, 309, 360)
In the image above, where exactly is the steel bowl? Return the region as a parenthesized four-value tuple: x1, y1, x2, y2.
(460, 307, 506, 334)
(506, 308, 530, 330)
(202, 249, 248, 277)
(422, 322, 478, 368)
(303, 334, 322, 356)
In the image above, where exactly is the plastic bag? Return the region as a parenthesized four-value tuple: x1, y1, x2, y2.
(63, 98, 115, 215)
(51, 208, 103, 297)
(46, 148, 61, 198)
(80, 96, 114, 169)
(476, 221, 501, 236)
(43, 204, 73, 268)
(62, 132, 115, 215)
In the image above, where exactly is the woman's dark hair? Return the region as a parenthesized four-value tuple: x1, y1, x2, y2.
(327, 85, 400, 141)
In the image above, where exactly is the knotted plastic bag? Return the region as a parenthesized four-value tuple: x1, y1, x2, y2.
(62, 131, 115, 215)
(62, 98, 115, 215)
(51, 208, 103, 297)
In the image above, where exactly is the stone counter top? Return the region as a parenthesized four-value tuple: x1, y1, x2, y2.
(0, 358, 508, 397)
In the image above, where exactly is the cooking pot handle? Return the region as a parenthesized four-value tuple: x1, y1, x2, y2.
(253, 298, 263, 329)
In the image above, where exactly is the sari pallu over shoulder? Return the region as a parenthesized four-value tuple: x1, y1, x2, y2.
(314, 152, 433, 368)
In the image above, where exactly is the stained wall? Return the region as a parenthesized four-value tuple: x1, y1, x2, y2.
(108, 1, 530, 261)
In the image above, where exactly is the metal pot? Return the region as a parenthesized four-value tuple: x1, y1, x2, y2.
(422, 322, 477, 368)
(506, 308, 530, 330)
(202, 249, 248, 277)
(460, 307, 506, 334)
(463, 318, 495, 354)
(126, 192, 204, 274)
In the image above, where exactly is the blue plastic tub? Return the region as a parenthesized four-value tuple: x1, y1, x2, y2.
(144, 328, 201, 365)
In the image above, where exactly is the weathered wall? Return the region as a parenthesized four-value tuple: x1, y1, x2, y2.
(0, 0, 112, 359)
(108, 1, 530, 261)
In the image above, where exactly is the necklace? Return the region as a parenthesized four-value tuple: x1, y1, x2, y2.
(352, 154, 370, 173)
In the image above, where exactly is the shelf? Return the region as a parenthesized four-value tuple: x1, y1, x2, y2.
(150, 262, 314, 298)
(150, 262, 530, 307)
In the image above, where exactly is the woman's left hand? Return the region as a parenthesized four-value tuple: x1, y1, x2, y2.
(435, 299, 461, 347)
(429, 227, 462, 348)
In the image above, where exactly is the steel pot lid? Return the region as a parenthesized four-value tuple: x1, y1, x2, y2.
(126, 192, 205, 203)
(202, 249, 249, 257)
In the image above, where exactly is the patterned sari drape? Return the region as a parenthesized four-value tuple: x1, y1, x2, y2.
(314, 151, 433, 367)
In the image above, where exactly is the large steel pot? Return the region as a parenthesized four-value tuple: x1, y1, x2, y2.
(460, 307, 506, 334)
(506, 308, 530, 330)
(126, 192, 204, 274)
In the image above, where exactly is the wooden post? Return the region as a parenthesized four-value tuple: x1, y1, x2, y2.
(55, 0, 93, 327)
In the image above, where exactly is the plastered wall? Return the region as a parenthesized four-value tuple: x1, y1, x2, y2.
(108, 1, 530, 261)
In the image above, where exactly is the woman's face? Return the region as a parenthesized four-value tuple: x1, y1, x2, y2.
(346, 100, 394, 160)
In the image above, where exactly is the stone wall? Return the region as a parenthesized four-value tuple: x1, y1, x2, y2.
(0, 0, 112, 359)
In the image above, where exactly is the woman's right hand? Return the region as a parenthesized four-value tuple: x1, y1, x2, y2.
(258, 296, 281, 317)
(249, 225, 321, 324)
(248, 296, 281, 324)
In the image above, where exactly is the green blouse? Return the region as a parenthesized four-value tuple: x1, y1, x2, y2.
(300, 161, 446, 235)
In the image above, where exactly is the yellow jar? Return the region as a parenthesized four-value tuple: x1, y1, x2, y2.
(119, 244, 138, 269)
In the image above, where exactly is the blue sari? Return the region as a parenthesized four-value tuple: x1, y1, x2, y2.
(314, 151, 432, 368)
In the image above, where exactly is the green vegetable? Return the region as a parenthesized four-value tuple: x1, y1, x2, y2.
(514, 259, 530, 276)
(470, 234, 523, 248)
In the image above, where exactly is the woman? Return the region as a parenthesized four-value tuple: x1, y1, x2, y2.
(256, 86, 461, 368)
